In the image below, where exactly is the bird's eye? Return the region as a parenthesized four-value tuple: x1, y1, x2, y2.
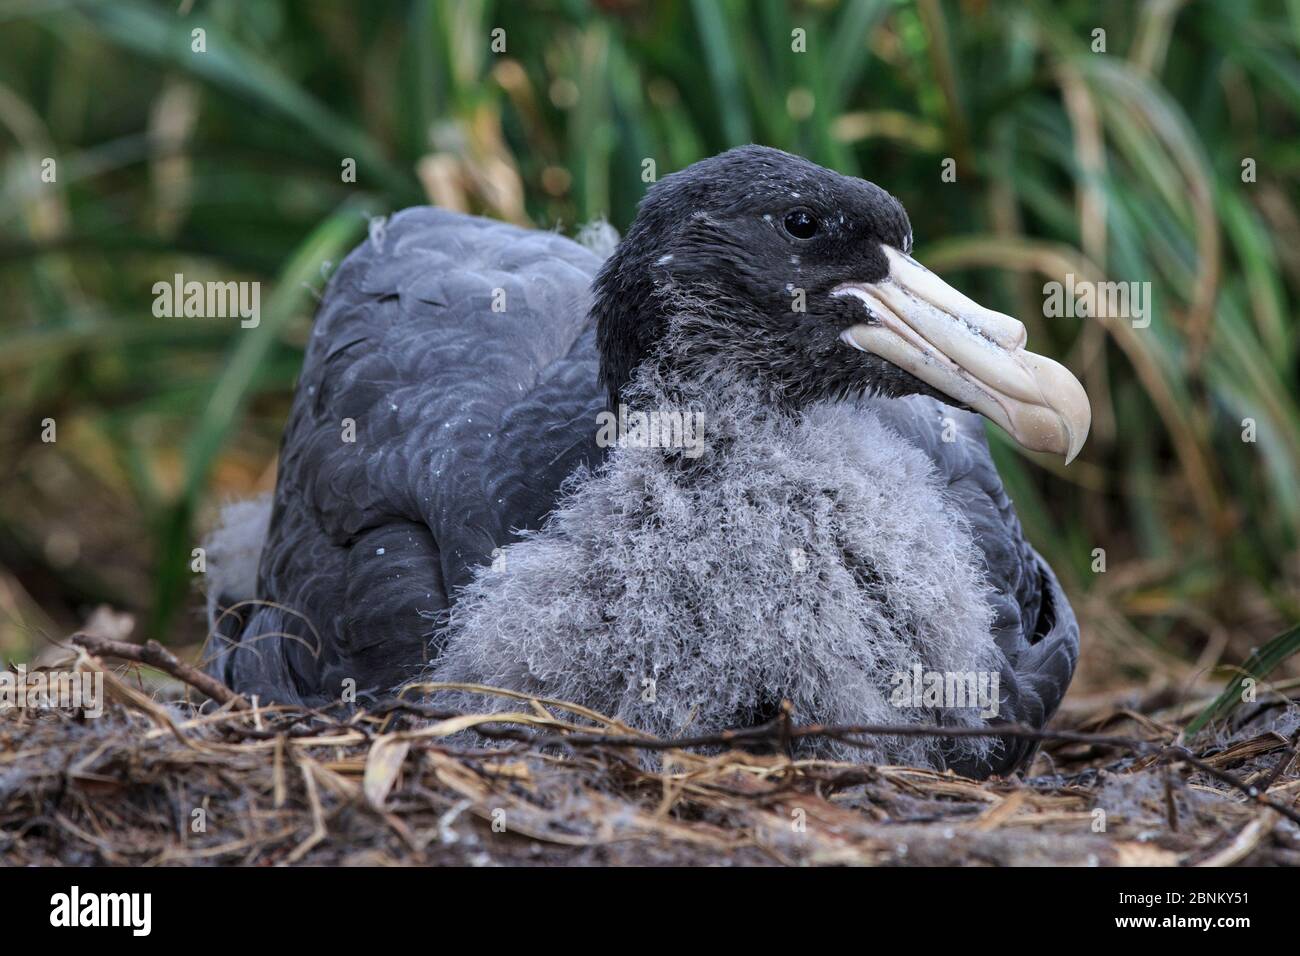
(782, 209, 819, 240)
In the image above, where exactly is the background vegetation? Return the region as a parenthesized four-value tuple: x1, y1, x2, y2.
(1, 0, 1297, 703)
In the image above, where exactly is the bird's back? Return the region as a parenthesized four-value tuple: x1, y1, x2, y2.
(208, 209, 607, 704)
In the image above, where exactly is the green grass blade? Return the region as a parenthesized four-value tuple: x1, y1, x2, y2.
(1186, 622, 1300, 735)
(690, 0, 751, 146)
(66, 0, 413, 195)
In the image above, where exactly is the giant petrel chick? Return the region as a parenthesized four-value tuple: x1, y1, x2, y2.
(206, 146, 1089, 777)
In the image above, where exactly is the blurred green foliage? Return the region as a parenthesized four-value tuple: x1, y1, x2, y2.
(0, 0, 1297, 694)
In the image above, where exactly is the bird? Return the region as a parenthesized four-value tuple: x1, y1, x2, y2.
(204, 145, 1089, 778)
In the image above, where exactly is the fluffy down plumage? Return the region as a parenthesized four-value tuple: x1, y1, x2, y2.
(430, 374, 1002, 770)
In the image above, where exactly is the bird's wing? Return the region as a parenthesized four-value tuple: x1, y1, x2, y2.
(209, 208, 606, 704)
(865, 395, 1081, 774)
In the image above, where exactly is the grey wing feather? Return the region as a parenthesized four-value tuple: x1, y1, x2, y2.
(208, 209, 606, 704)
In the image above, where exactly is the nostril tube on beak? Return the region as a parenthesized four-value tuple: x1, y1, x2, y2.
(837, 246, 1091, 463)
(998, 315, 1028, 351)
(964, 304, 1027, 350)
(881, 247, 1026, 349)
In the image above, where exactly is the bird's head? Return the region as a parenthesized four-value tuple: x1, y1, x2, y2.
(593, 145, 1090, 463)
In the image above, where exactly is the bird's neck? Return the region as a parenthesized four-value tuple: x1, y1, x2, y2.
(599, 360, 794, 480)
(596, 287, 797, 420)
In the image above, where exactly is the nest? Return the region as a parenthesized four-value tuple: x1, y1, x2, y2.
(2, 637, 1298, 866)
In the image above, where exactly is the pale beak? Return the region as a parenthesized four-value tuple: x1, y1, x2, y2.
(834, 246, 1091, 464)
